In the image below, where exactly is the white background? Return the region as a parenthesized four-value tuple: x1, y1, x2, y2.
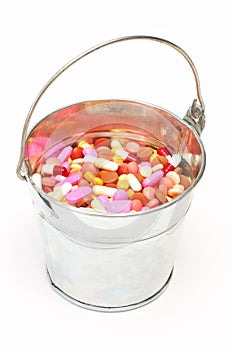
(1, 2, 233, 349)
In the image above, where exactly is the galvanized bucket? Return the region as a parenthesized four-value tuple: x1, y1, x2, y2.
(17, 36, 206, 312)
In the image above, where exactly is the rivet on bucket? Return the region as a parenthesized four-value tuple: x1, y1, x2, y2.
(17, 36, 206, 312)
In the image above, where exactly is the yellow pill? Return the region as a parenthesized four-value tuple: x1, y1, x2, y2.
(93, 177, 103, 185)
(117, 179, 130, 190)
(70, 164, 82, 170)
(67, 157, 72, 163)
(127, 189, 135, 198)
(150, 153, 158, 163)
(112, 155, 124, 163)
(118, 174, 128, 181)
(84, 171, 95, 182)
(78, 141, 93, 148)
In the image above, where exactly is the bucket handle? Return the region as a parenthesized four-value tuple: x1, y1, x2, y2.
(17, 35, 205, 180)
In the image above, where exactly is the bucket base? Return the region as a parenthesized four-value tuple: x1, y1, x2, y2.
(46, 267, 174, 312)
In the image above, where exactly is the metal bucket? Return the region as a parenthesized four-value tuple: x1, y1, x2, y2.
(17, 36, 206, 312)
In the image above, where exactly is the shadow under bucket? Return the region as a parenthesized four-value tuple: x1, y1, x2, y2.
(17, 36, 206, 312)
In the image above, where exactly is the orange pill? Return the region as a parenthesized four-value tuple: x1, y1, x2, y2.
(131, 199, 143, 211)
(157, 156, 168, 166)
(137, 147, 153, 160)
(105, 183, 117, 188)
(118, 163, 128, 175)
(131, 193, 147, 206)
(94, 137, 110, 148)
(134, 173, 143, 183)
(100, 171, 118, 183)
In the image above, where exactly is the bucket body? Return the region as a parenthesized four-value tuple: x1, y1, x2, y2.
(23, 99, 205, 311)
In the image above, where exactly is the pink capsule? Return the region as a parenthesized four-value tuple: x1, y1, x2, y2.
(55, 172, 82, 187)
(142, 170, 164, 188)
(105, 200, 131, 213)
(66, 186, 92, 204)
(97, 195, 110, 206)
(57, 146, 73, 163)
(83, 148, 98, 157)
(113, 189, 128, 201)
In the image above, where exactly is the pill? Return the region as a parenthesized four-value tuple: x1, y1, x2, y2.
(179, 175, 191, 189)
(93, 177, 104, 185)
(97, 195, 110, 206)
(125, 154, 138, 163)
(137, 147, 153, 159)
(92, 185, 117, 197)
(166, 171, 180, 185)
(42, 177, 57, 187)
(158, 184, 168, 196)
(168, 184, 184, 197)
(127, 173, 142, 192)
(84, 171, 95, 182)
(105, 200, 131, 213)
(66, 186, 92, 204)
(125, 141, 140, 154)
(139, 166, 152, 177)
(115, 148, 128, 160)
(159, 177, 174, 190)
(71, 146, 83, 160)
(147, 198, 160, 208)
(57, 146, 73, 163)
(94, 137, 110, 148)
(117, 178, 130, 190)
(61, 161, 70, 176)
(150, 153, 158, 163)
(71, 158, 85, 164)
(100, 171, 118, 184)
(94, 158, 118, 171)
(162, 163, 175, 174)
(112, 155, 124, 163)
(142, 170, 164, 187)
(118, 163, 128, 175)
(46, 157, 61, 165)
(143, 186, 155, 200)
(83, 155, 97, 163)
(111, 140, 122, 149)
(140, 161, 152, 168)
(154, 187, 167, 204)
(83, 148, 98, 157)
(127, 189, 135, 198)
(131, 192, 147, 206)
(31, 173, 42, 189)
(157, 147, 170, 156)
(127, 161, 138, 174)
(79, 179, 91, 187)
(169, 154, 182, 167)
(70, 163, 82, 171)
(152, 163, 164, 172)
(91, 198, 106, 212)
(98, 148, 114, 160)
(53, 182, 72, 200)
(131, 199, 143, 211)
(157, 155, 168, 166)
(81, 162, 97, 175)
(113, 189, 128, 201)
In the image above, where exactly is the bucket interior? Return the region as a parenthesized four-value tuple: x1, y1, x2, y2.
(25, 99, 205, 183)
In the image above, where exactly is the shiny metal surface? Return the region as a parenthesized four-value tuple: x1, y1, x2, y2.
(17, 35, 205, 180)
(17, 37, 206, 311)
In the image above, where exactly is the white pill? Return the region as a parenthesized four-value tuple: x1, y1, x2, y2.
(31, 173, 42, 189)
(152, 163, 164, 172)
(41, 164, 54, 175)
(168, 184, 184, 197)
(94, 158, 118, 171)
(111, 140, 122, 149)
(72, 158, 84, 164)
(83, 155, 97, 163)
(115, 148, 128, 160)
(52, 182, 72, 200)
(92, 185, 117, 197)
(91, 198, 106, 212)
(127, 174, 142, 192)
(55, 175, 66, 181)
(139, 166, 152, 177)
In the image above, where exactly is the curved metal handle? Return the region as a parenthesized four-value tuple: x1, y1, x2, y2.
(17, 35, 205, 180)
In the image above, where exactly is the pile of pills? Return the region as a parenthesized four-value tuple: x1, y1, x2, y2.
(31, 136, 192, 213)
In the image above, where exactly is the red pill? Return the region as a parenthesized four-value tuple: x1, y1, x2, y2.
(162, 163, 175, 174)
(118, 163, 128, 175)
(94, 137, 110, 148)
(71, 146, 83, 160)
(157, 147, 170, 156)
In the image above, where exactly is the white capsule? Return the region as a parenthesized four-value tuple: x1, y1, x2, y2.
(94, 158, 118, 171)
(91, 198, 106, 212)
(31, 173, 42, 189)
(115, 148, 128, 160)
(111, 140, 123, 149)
(92, 185, 117, 197)
(127, 174, 142, 192)
(169, 154, 182, 167)
(83, 155, 97, 163)
(52, 182, 72, 200)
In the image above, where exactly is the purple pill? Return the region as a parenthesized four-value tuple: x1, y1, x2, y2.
(57, 146, 73, 163)
(113, 189, 128, 201)
(142, 170, 164, 188)
(66, 186, 92, 205)
(106, 200, 131, 213)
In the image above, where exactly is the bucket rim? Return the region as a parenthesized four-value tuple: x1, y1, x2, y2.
(25, 98, 206, 218)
